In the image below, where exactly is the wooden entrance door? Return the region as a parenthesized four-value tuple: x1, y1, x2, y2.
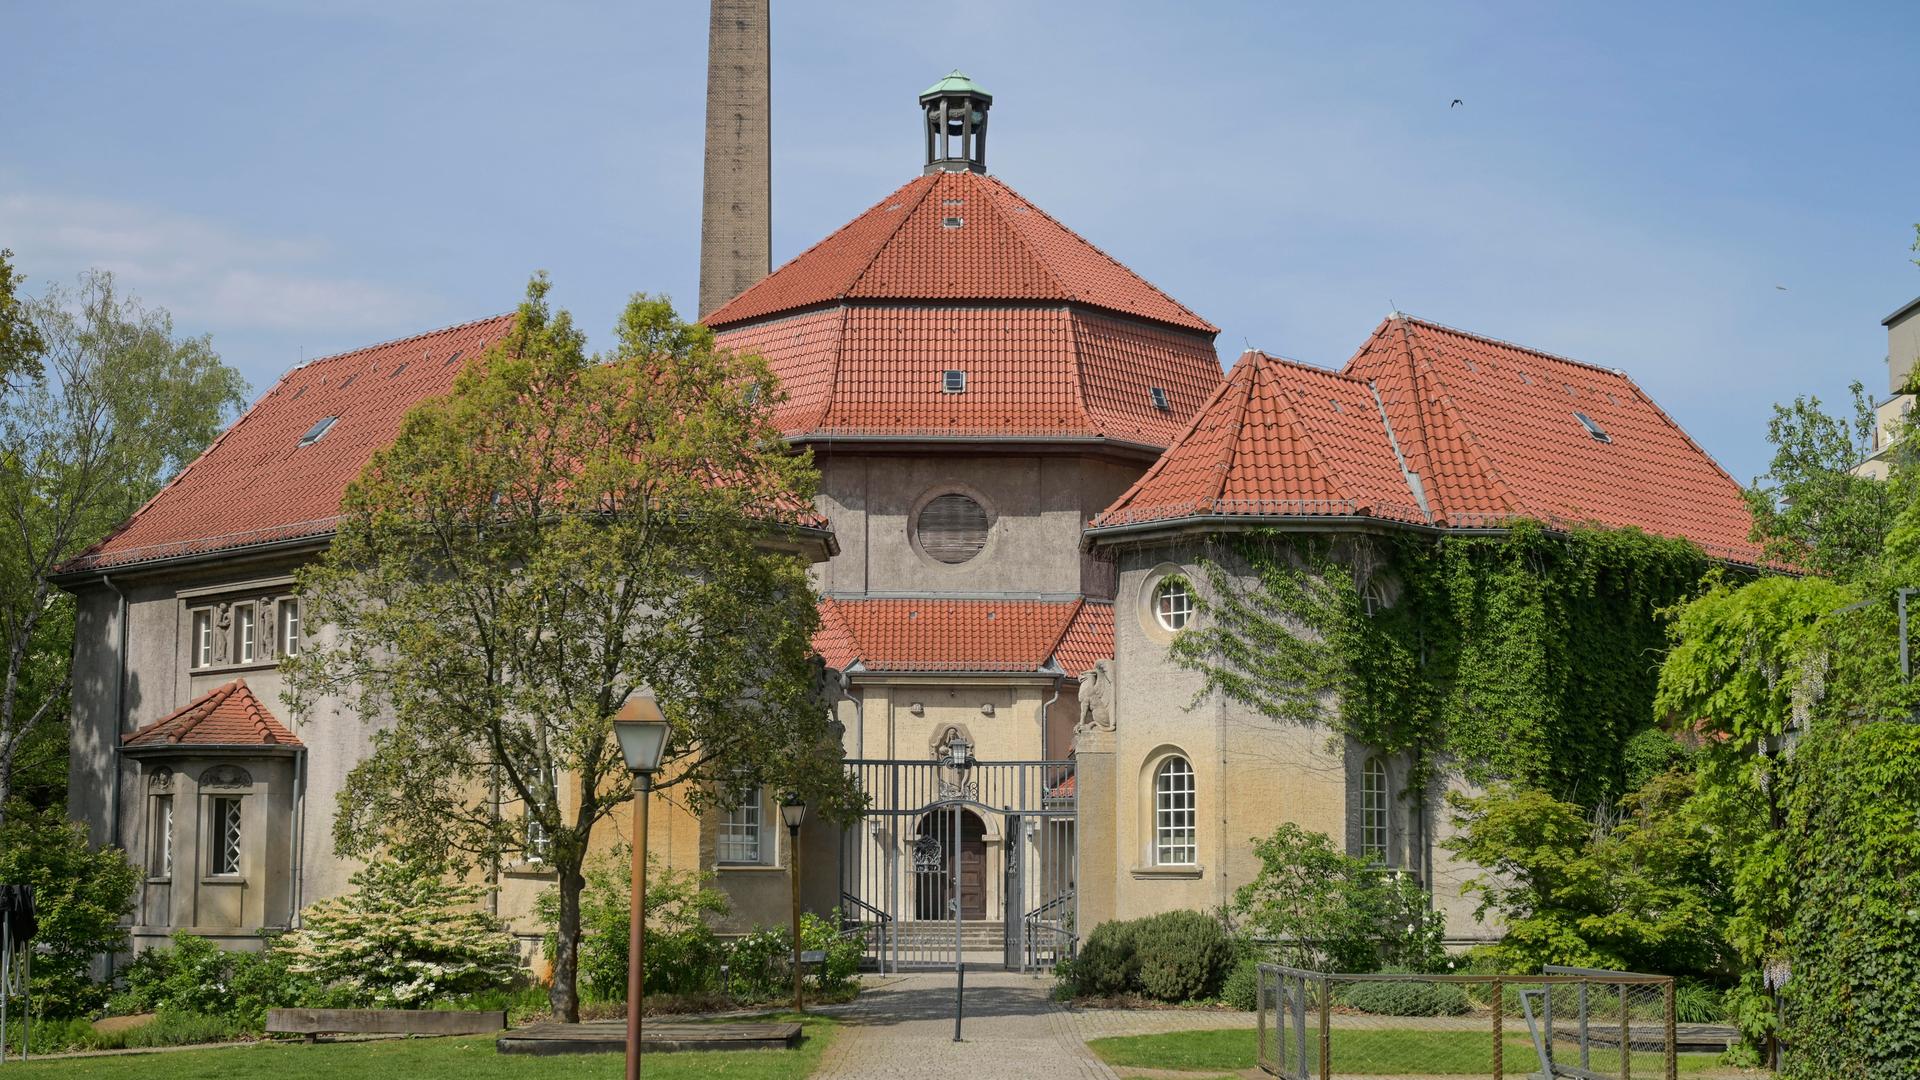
(956, 811, 987, 920)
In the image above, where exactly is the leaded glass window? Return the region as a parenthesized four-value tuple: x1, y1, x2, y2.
(1154, 756, 1196, 865)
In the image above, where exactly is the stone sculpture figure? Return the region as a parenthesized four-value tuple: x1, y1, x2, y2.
(1077, 659, 1114, 731)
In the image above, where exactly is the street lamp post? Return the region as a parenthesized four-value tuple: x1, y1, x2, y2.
(613, 695, 671, 1080)
(780, 794, 808, 1014)
(942, 733, 973, 1042)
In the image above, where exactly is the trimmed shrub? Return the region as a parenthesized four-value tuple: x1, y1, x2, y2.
(1221, 956, 1263, 1011)
(1339, 975, 1471, 1017)
(115, 931, 322, 1027)
(1133, 910, 1232, 1003)
(1071, 918, 1142, 997)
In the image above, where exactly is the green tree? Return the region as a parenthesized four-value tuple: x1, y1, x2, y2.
(0, 807, 139, 1017)
(0, 268, 247, 823)
(1743, 386, 1900, 578)
(1231, 822, 1443, 973)
(284, 277, 856, 1021)
(1446, 771, 1732, 978)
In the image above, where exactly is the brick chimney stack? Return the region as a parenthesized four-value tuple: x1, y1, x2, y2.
(697, 0, 771, 321)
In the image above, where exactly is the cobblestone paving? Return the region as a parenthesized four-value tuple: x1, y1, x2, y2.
(813, 970, 1121, 1079)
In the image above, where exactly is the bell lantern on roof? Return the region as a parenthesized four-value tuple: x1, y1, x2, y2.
(921, 70, 992, 175)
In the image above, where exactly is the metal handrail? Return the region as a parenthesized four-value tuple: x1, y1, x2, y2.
(839, 891, 894, 973)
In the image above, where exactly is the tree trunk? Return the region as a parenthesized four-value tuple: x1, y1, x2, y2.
(548, 863, 585, 1022)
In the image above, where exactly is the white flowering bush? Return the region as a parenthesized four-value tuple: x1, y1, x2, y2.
(280, 858, 521, 1007)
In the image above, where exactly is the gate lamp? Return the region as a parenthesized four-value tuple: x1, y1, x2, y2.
(781, 793, 808, 1013)
(945, 733, 973, 770)
(612, 694, 670, 1080)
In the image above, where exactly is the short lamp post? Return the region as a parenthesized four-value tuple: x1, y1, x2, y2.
(780, 793, 808, 1013)
(613, 695, 670, 1080)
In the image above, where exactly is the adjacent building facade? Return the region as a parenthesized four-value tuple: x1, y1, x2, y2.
(61, 75, 1763, 965)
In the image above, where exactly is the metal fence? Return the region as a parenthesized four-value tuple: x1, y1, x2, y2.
(1256, 964, 1679, 1080)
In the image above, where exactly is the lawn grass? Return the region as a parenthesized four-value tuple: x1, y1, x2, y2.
(2, 1013, 835, 1080)
(1088, 1026, 1727, 1075)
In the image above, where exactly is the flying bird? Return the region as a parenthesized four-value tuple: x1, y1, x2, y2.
(1451, 99, 1463, 108)
(1776, 285, 1788, 291)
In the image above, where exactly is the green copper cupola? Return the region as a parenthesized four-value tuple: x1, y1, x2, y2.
(921, 70, 992, 175)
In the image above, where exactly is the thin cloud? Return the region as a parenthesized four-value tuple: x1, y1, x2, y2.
(0, 192, 433, 333)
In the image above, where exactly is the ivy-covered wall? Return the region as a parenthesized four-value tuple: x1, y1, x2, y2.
(1174, 521, 1711, 806)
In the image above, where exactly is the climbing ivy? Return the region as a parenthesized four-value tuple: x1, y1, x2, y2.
(1170, 522, 1711, 805)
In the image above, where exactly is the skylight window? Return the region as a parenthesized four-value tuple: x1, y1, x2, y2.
(390, 362, 408, 378)
(299, 416, 338, 447)
(1150, 387, 1170, 410)
(1574, 412, 1611, 443)
(443, 349, 463, 367)
(941, 216, 964, 229)
(942, 369, 967, 393)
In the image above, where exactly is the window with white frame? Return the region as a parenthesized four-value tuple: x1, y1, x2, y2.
(149, 795, 174, 878)
(1361, 757, 1389, 863)
(1154, 579, 1193, 632)
(718, 786, 768, 865)
(1154, 756, 1197, 865)
(278, 599, 301, 656)
(235, 606, 256, 664)
(525, 808, 552, 864)
(191, 610, 213, 668)
(212, 796, 243, 875)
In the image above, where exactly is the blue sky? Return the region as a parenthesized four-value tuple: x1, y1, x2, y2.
(4, 1, 1916, 484)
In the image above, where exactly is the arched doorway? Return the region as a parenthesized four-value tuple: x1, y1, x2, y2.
(913, 808, 987, 921)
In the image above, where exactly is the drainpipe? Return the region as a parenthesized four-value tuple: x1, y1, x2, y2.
(839, 669, 862, 758)
(100, 574, 128, 849)
(289, 746, 307, 928)
(1038, 673, 1062, 759)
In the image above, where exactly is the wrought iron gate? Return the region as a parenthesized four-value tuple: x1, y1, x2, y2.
(838, 758, 1076, 972)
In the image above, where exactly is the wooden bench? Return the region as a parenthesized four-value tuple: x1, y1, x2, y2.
(266, 1007, 508, 1041)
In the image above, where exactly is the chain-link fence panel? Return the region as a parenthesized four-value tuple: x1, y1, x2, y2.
(1257, 963, 1678, 1079)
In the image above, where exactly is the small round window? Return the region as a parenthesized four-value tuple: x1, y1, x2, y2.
(1154, 579, 1193, 632)
(916, 493, 989, 564)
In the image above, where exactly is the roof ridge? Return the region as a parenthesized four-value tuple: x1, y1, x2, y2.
(1255, 359, 1366, 510)
(1095, 356, 1251, 522)
(282, 312, 517, 375)
(1395, 313, 1634, 380)
(1040, 597, 1088, 670)
(1198, 360, 1258, 513)
(1250, 349, 1369, 384)
(983, 174, 1218, 334)
(1397, 321, 1527, 519)
(985, 177, 1080, 306)
(843, 175, 944, 300)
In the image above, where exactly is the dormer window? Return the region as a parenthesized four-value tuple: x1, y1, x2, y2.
(298, 417, 337, 447)
(1574, 412, 1611, 443)
(942, 370, 967, 394)
(1150, 387, 1170, 411)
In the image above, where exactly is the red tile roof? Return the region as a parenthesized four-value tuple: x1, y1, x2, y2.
(814, 596, 1105, 674)
(1094, 316, 1760, 563)
(124, 680, 301, 748)
(706, 171, 1224, 447)
(1095, 350, 1428, 527)
(704, 172, 1216, 334)
(66, 315, 519, 572)
(1052, 601, 1114, 679)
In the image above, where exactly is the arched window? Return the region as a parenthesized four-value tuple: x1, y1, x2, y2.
(1360, 757, 1389, 863)
(1154, 756, 1197, 865)
(1361, 579, 1389, 617)
(1154, 579, 1192, 632)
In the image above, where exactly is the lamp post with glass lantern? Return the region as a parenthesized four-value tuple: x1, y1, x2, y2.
(940, 733, 974, 1042)
(612, 695, 670, 1080)
(780, 793, 808, 1013)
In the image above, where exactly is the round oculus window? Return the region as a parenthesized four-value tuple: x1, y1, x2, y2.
(916, 493, 989, 564)
(1154, 579, 1193, 632)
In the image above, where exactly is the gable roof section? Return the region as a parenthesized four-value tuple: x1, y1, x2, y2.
(814, 596, 1103, 674)
(67, 315, 518, 573)
(1095, 350, 1426, 527)
(1093, 315, 1760, 564)
(124, 679, 301, 748)
(704, 171, 1216, 334)
(1346, 316, 1758, 561)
